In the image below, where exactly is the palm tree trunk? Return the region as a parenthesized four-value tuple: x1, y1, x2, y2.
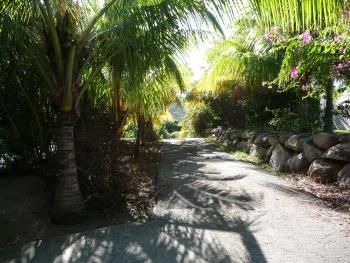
(323, 80, 334, 132)
(135, 115, 144, 156)
(52, 112, 85, 224)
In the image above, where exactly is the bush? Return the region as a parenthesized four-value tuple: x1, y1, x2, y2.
(189, 104, 215, 137)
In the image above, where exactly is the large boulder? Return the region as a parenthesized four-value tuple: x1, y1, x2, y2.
(237, 141, 250, 153)
(268, 135, 279, 147)
(264, 146, 273, 163)
(302, 140, 323, 162)
(240, 130, 257, 140)
(285, 134, 311, 152)
(308, 159, 344, 184)
(312, 132, 339, 150)
(254, 133, 270, 148)
(249, 144, 267, 159)
(269, 144, 292, 171)
(338, 164, 350, 187)
(338, 134, 350, 143)
(227, 130, 239, 141)
(285, 153, 310, 173)
(278, 133, 293, 145)
(322, 143, 350, 162)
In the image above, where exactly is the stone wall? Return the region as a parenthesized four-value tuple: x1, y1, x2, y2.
(211, 127, 350, 187)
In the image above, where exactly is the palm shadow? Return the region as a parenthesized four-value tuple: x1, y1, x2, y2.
(1, 139, 267, 263)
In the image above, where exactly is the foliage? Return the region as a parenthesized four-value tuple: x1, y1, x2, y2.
(248, 0, 345, 33)
(186, 103, 215, 137)
(154, 120, 182, 139)
(273, 27, 350, 88)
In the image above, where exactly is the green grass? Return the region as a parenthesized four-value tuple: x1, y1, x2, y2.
(205, 138, 280, 175)
(335, 130, 350, 134)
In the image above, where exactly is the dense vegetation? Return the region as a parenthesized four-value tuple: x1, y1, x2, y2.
(185, 1, 350, 137)
(1, 0, 350, 225)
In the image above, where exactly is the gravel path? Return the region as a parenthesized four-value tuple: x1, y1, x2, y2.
(1, 139, 349, 263)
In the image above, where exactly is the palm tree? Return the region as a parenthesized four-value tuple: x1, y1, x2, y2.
(247, 0, 345, 33)
(1, 0, 235, 223)
(197, 19, 281, 99)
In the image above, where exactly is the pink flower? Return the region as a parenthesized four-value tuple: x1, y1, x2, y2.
(336, 63, 345, 69)
(290, 67, 298, 79)
(301, 30, 312, 44)
(264, 33, 273, 42)
(334, 35, 343, 44)
(271, 26, 280, 34)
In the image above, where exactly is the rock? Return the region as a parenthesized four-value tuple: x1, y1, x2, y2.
(302, 140, 323, 162)
(264, 146, 273, 163)
(286, 153, 310, 173)
(268, 135, 279, 147)
(308, 159, 344, 184)
(254, 133, 270, 147)
(240, 130, 257, 140)
(226, 130, 239, 141)
(322, 143, 350, 162)
(338, 134, 350, 143)
(264, 146, 274, 163)
(278, 133, 293, 144)
(228, 139, 239, 149)
(249, 144, 267, 159)
(312, 132, 339, 149)
(285, 134, 310, 152)
(237, 141, 250, 153)
(214, 126, 224, 137)
(269, 143, 292, 171)
(338, 164, 350, 187)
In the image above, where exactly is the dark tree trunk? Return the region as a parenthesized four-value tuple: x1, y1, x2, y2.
(135, 115, 143, 156)
(52, 112, 85, 224)
(323, 80, 334, 132)
(298, 90, 310, 133)
(113, 77, 128, 140)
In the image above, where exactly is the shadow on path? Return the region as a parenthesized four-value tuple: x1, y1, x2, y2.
(1, 139, 267, 263)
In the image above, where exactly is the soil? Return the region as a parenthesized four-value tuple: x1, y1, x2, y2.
(286, 175, 350, 212)
(0, 139, 160, 249)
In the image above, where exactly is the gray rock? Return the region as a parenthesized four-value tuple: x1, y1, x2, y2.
(338, 134, 350, 143)
(322, 143, 350, 162)
(286, 153, 310, 173)
(237, 141, 250, 153)
(215, 126, 224, 137)
(268, 135, 279, 147)
(302, 140, 323, 162)
(312, 132, 338, 150)
(278, 133, 293, 144)
(228, 139, 239, 149)
(249, 144, 267, 159)
(269, 144, 292, 171)
(240, 130, 257, 140)
(338, 164, 350, 187)
(264, 146, 273, 163)
(285, 134, 311, 152)
(308, 159, 344, 184)
(254, 133, 270, 148)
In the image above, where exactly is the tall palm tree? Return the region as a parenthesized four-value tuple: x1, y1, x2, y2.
(247, 0, 345, 33)
(197, 19, 281, 98)
(1, 0, 235, 223)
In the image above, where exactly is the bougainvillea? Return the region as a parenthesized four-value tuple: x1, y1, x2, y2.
(266, 26, 350, 90)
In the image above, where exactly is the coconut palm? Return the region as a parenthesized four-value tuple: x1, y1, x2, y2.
(1, 0, 235, 223)
(247, 0, 345, 33)
(196, 19, 281, 99)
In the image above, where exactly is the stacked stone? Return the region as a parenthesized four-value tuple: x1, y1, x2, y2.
(211, 127, 350, 187)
